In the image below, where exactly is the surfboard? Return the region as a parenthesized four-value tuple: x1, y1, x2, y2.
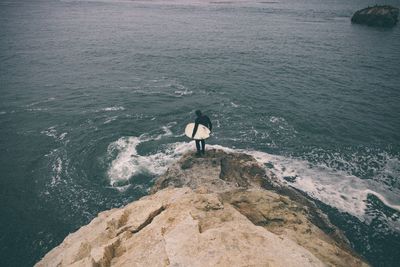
(185, 123, 211, 140)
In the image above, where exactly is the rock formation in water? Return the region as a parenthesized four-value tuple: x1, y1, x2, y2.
(351, 5, 399, 27)
(35, 149, 369, 267)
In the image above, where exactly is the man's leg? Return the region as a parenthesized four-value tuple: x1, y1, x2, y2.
(201, 140, 205, 154)
(195, 140, 201, 154)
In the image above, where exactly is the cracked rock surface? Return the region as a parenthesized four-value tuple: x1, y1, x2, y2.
(36, 149, 369, 267)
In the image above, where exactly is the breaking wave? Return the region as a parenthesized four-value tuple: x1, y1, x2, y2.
(100, 106, 125, 112)
(106, 122, 190, 187)
(106, 132, 400, 224)
(245, 149, 400, 219)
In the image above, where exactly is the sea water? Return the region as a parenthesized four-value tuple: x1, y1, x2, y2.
(0, 0, 399, 265)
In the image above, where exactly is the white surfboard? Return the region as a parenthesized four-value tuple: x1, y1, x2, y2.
(185, 123, 211, 140)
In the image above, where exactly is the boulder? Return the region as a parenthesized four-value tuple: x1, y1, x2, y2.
(35, 149, 369, 267)
(351, 5, 399, 27)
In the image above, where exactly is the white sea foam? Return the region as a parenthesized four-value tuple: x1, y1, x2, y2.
(245, 149, 400, 219)
(230, 102, 239, 108)
(107, 139, 193, 187)
(26, 97, 56, 107)
(269, 116, 284, 123)
(101, 106, 125, 112)
(106, 131, 400, 221)
(26, 108, 49, 112)
(59, 132, 68, 140)
(174, 89, 193, 97)
(106, 122, 191, 187)
(45, 148, 65, 186)
(42, 127, 69, 187)
(171, 82, 192, 97)
(52, 157, 63, 186)
(41, 126, 69, 143)
(41, 126, 58, 139)
(104, 116, 118, 124)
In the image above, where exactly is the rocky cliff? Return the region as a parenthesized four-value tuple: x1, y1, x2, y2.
(36, 149, 369, 267)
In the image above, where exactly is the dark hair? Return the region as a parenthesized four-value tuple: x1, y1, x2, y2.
(195, 110, 202, 116)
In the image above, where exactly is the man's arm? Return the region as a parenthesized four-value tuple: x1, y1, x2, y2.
(192, 122, 199, 138)
(207, 116, 212, 131)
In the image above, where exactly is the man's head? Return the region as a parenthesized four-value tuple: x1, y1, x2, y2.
(195, 110, 202, 117)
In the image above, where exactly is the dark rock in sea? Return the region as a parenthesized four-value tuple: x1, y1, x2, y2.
(351, 5, 399, 27)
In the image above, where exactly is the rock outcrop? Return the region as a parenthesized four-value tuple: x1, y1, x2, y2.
(351, 5, 399, 27)
(36, 149, 369, 267)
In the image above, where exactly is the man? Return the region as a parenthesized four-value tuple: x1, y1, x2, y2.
(191, 110, 212, 155)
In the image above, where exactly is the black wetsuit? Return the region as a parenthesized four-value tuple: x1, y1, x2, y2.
(192, 115, 212, 154)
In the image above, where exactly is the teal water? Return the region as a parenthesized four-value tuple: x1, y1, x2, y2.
(1, 0, 399, 266)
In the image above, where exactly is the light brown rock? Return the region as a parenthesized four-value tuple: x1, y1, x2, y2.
(36, 149, 369, 267)
(36, 188, 325, 267)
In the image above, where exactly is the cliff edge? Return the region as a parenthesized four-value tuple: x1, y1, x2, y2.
(36, 149, 369, 267)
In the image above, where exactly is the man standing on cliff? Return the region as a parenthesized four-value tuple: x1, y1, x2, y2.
(192, 110, 212, 156)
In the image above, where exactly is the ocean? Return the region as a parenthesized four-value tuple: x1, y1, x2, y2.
(0, 0, 399, 265)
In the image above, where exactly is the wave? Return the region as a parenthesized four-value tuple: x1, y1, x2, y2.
(230, 102, 239, 108)
(26, 97, 56, 107)
(52, 157, 63, 186)
(174, 89, 193, 97)
(44, 148, 68, 187)
(101, 106, 125, 112)
(245, 149, 400, 219)
(104, 116, 118, 124)
(41, 126, 68, 142)
(106, 129, 400, 224)
(106, 122, 188, 187)
(26, 108, 49, 112)
(41, 126, 70, 187)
